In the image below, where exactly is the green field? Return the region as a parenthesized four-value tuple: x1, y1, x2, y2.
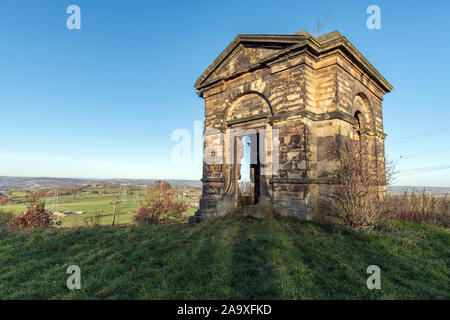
(0, 214, 448, 299)
(0, 186, 198, 227)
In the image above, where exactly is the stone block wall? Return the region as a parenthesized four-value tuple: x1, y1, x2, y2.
(194, 30, 392, 219)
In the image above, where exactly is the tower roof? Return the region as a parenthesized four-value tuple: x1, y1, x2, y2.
(194, 30, 392, 93)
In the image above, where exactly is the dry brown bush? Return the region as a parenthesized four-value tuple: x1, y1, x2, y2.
(132, 180, 187, 226)
(8, 199, 60, 230)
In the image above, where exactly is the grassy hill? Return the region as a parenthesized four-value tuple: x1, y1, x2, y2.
(0, 215, 448, 299)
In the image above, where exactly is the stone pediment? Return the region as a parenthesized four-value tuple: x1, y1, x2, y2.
(194, 31, 393, 93)
(194, 34, 306, 90)
(209, 45, 282, 84)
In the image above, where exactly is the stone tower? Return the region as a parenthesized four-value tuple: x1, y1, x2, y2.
(194, 30, 392, 219)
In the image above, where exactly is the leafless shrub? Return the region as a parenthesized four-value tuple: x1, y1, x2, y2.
(83, 211, 102, 228)
(319, 141, 392, 230)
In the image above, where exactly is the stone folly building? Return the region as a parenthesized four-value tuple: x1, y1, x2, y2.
(193, 30, 392, 220)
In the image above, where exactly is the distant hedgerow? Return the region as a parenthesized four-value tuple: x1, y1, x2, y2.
(384, 192, 450, 229)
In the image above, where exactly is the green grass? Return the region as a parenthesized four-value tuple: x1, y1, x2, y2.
(0, 215, 448, 299)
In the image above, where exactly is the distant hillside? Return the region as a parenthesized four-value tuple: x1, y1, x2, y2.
(1, 176, 449, 194)
(0, 176, 201, 191)
(388, 186, 450, 195)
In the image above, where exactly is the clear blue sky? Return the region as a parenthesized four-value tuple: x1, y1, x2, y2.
(0, 0, 449, 186)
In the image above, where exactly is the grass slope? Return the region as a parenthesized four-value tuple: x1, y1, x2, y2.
(0, 215, 448, 299)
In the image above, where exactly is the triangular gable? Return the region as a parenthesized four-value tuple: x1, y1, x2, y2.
(205, 45, 284, 85)
(194, 34, 306, 89)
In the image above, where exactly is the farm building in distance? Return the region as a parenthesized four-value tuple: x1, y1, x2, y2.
(193, 30, 392, 219)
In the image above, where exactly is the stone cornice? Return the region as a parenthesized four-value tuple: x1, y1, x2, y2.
(270, 176, 333, 184)
(195, 30, 393, 94)
(226, 113, 271, 126)
(201, 177, 225, 183)
(210, 109, 387, 139)
(329, 37, 393, 93)
(272, 109, 356, 125)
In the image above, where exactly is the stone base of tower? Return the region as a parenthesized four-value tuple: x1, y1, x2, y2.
(190, 188, 315, 222)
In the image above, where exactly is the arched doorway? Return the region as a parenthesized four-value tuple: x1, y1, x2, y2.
(224, 92, 273, 206)
(236, 133, 261, 205)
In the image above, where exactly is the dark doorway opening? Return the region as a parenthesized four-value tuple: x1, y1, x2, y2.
(237, 133, 260, 205)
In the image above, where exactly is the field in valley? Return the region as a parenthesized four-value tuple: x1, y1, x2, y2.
(0, 185, 199, 228)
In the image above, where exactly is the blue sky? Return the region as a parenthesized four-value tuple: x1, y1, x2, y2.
(0, 0, 449, 186)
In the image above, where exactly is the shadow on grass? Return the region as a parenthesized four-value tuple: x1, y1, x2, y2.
(164, 215, 450, 299)
(0, 215, 448, 299)
(229, 215, 280, 299)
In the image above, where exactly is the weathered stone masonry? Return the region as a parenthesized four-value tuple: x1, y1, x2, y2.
(194, 30, 392, 219)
